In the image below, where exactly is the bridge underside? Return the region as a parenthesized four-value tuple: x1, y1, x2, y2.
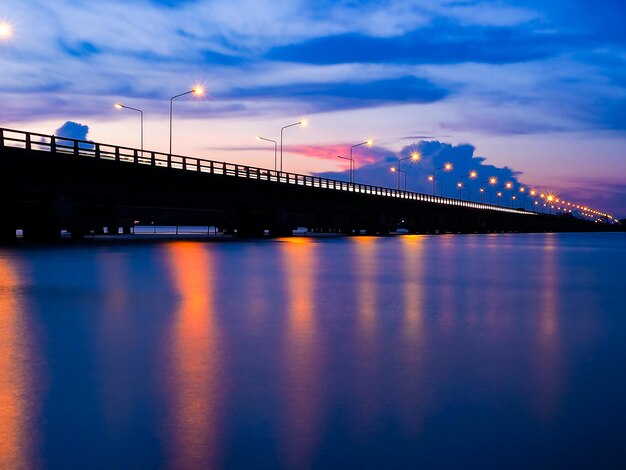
(0, 146, 609, 242)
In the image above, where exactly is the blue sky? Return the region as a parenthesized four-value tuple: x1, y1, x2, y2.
(1, 0, 625, 217)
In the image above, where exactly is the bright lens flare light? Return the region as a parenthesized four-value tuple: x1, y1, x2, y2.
(193, 86, 204, 96)
(300, 119, 308, 127)
(489, 177, 497, 185)
(0, 21, 13, 39)
(469, 170, 477, 178)
(410, 151, 421, 161)
(114, 103, 123, 109)
(444, 163, 453, 171)
(366, 139, 373, 146)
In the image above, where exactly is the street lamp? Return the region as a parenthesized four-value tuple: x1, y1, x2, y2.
(350, 139, 373, 183)
(280, 120, 306, 172)
(518, 187, 526, 209)
(480, 177, 497, 204)
(394, 151, 420, 189)
(169, 86, 204, 156)
(546, 193, 555, 215)
(432, 163, 452, 196)
(529, 190, 537, 211)
(504, 181, 513, 208)
(467, 170, 478, 200)
(458, 171, 477, 200)
(390, 166, 407, 190)
(257, 136, 278, 171)
(497, 191, 503, 206)
(337, 155, 352, 182)
(115, 103, 144, 153)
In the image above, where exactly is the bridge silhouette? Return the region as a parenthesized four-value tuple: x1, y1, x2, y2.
(0, 127, 616, 242)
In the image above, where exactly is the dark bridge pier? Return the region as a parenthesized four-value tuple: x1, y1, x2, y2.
(0, 127, 619, 244)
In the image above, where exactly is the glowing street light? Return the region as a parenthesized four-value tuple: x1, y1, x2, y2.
(0, 21, 13, 40)
(518, 186, 526, 209)
(394, 151, 420, 190)
(504, 181, 513, 207)
(458, 170, 477, 200)
(390, 166, 407, 190)
(257, 136, 278, 171)
(480, 177, 497, 204)
(349, 139, 373, 183)
(169, 86, 204, 156)
(115, 103, 144, 153)
(432, 163, 452, 196)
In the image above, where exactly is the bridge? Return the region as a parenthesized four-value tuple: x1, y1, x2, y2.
(0, 127, 617, 242)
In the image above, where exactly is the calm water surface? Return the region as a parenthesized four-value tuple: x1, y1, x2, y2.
(1, 233, 625, 469)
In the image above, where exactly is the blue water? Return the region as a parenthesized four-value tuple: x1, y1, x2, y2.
(1, 233, 625, 469)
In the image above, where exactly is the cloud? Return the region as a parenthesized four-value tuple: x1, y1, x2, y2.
(54, 121, 94, 149)
(313, 140, 525, 200)
(221, 75, 448, 112)
(266, 21, 575, 65)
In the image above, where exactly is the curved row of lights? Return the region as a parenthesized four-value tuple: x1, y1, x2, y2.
(114, 86, 614, 223)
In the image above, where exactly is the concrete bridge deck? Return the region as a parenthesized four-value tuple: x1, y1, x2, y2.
(0, 127, 614, 242)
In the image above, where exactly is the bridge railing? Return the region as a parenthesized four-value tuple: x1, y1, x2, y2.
(0, 127, 537, 216)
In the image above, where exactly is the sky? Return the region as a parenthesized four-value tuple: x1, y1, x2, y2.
(0, 0, 625, 218)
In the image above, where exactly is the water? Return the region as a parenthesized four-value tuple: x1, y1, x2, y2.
(1, 233, 625, 469)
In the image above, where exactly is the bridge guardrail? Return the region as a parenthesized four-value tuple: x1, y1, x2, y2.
(0, 127, 535, 217)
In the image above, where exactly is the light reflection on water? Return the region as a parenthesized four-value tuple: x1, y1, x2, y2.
(165, 242, 223, 469)
(0, 256, 41, 470)
(0, 233, 625, 468)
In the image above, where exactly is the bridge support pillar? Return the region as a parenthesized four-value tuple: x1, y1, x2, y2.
(0, 224, 16, 244)
(22, 223, 61, 242)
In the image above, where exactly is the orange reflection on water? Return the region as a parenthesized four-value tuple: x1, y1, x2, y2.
(399, 235, 427, 434)
(353, 236, 380, 432)
(0, 256, 37, 469)
(279, 238, 322, 468)
(166, 243, 222, 469)
(401, 236, 425, 335)
(354, 237, 378, 336)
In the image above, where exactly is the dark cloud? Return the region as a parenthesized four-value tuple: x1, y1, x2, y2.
(221, 76, 447, 112)
(314, 140, 524, 201)
(266, 21, 577, 65)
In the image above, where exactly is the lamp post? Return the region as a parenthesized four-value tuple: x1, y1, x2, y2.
(529, 190, 537, 212)
(518, 187, 526, 209)
(546, 194, 555, 215)
(170, 86, 203, 156)
(390, 166, 407, 190)
(257, 136, 278, 171)
(480, 177, 497, 204)
(467, 170, 477, 200)
(458, 171, 476, 200)
(394, 151, 420, 189)
(349, 139, 373, 183)
(280, 120, 306, 172)
(337, 155, 352, 182)
(504, 182, 513, 207)
(432, 163, 452, 196)
(115, 103, 143, 153)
